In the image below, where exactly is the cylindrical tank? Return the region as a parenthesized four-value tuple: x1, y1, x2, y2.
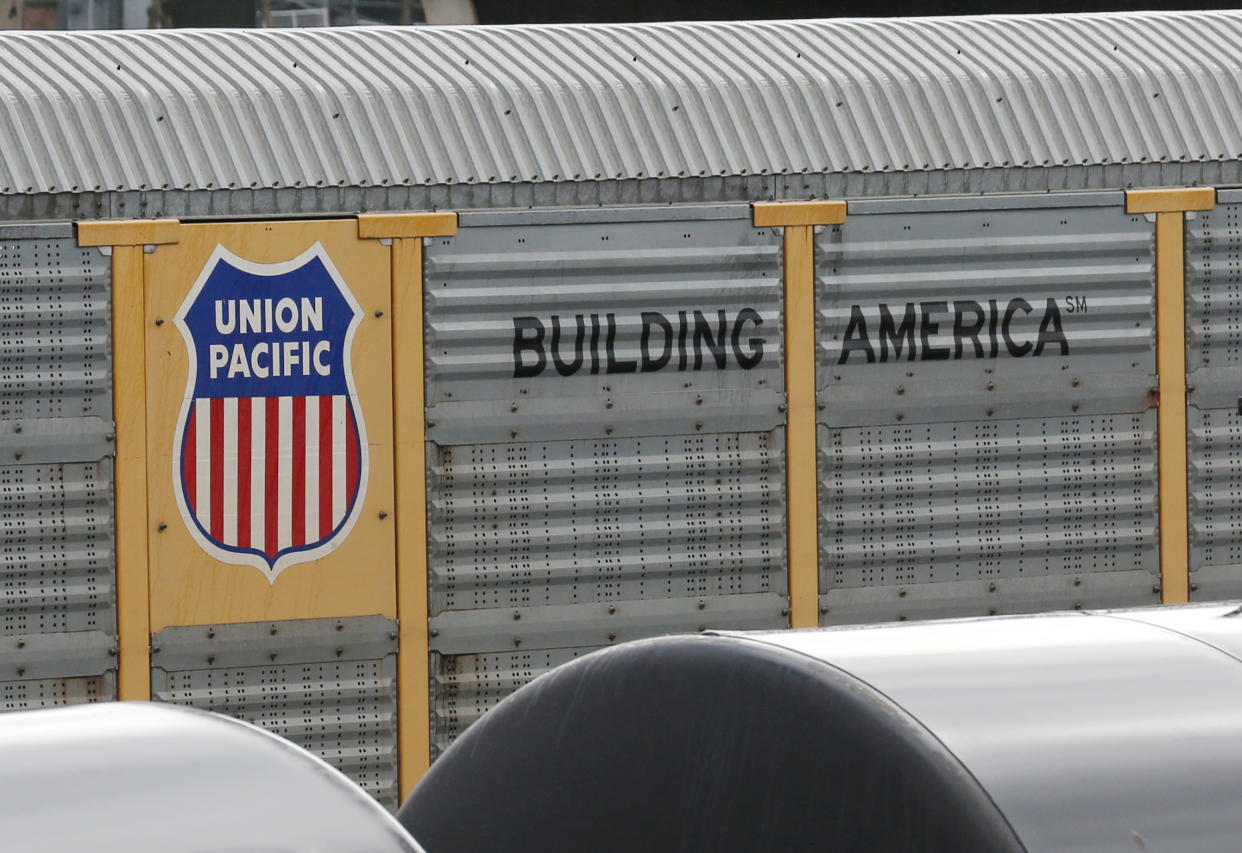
(400, 602, 1242, 853)
(0, 702, 424, 853)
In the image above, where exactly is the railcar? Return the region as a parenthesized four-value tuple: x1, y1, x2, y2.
(1, 11, 1240, 803)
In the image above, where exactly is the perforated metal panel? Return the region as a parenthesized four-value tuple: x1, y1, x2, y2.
(0, 225, 117, 718)
(152, 616, 399, 810)
(0, 673, 113, 710)
(428, 431, 784, 614)
(819, 413, 1159, 623)
(1187, 197, 1242, 600)
(0, 460, 115, 635)
(0, 629, 117, 710)
(424, 205, 789, 757)
(0, 231, 111, 422)
(818, 194, 1160, 622)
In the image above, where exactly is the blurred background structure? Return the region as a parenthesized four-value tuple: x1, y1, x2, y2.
(0, 0, 1235, 29)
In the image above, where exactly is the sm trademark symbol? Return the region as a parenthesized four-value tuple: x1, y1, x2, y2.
(1064, 295, 1089, 314)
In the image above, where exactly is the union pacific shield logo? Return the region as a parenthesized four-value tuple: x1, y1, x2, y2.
(172, 243, 369, 582)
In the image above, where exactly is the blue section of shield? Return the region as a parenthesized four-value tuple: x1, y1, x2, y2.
(182, 255, 354, 399)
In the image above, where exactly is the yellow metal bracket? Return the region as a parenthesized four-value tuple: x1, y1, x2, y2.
(77, 218, 182, 247)
(357, 211, 458, 239)
(76, 218, 181, 701)
(358, 210, 456, 797)
(752, 201, 846, 629)
(1125, 187, 1216, 605)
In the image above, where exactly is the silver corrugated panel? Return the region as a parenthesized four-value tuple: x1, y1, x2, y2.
(818, 196, 1156, 427)
(0, 461, 115, 636)
(151, 616, 399, 810)
(424, 207, 782, 444)
(0, 228, 116, 671)
(1187, 202, 1242, 600)
(3, 12, 1242, 196)
(819, 414, 1160, 623)
(0, 233, 111, 424)
(427, 431, 785, 613)
(817, 193, 1160, 622)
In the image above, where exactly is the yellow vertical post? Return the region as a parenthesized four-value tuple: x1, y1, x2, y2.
(358, 212, 457, 799)
(77, 219, 181, 700)
(752, 201, 846, 629)
(1126, 188, 1215, 605)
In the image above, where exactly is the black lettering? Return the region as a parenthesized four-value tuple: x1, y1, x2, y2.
(693, 309, 728, 370)
(1002, 298, 1033, 357)
(988, 298, 999, 357)
(1034, 298, 1070, 356)
(640, 312, 673, 372)
(879, 303, 917, 362)
(677, 310, 688, 370)
(512, 317, 546, 378)
(952, 300, 986, 358)
(731, 308, 764, 369)
(920, 301, 950, 360)
(589, 313, 601, 375)
(838, 305, 875, 364)
(550, 314, 584, 376)
(605, 312, 637, 374)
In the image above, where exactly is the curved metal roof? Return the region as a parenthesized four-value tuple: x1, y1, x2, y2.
(0, 703, 423, 853)
(1, 11, 1241, 198)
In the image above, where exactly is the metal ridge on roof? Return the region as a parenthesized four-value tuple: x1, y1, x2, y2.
(1, 11, 1241, 197)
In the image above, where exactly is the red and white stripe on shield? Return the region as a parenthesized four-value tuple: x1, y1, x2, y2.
(181, 395, 361, 561)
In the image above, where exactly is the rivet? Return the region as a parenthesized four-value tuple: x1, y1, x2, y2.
(513, 610, 522, 620)
(269, 626, 278, 635)
(16, 640, 25, 649)
(697, 600, 705, 610)
(158, 522, 167, 532)
(608, 632, 617, 641)
(510, 402, 519, 412)
(607, 606, 616, 615)
(269, 652, 278, 661)
(987, 582, 997, 592)
(379, 510, 389, 519)
(374, 310, 384, 318)
(335, 648, 344, 657)
(154, 317, 164, 326)
(207, 629, 215, 639)
(16, 667, 25, 676)
(12, 425, 20, 434)
(898, 588, 907, 597)
(206, 656, 215, 665)
(513, 637, 522, 647)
